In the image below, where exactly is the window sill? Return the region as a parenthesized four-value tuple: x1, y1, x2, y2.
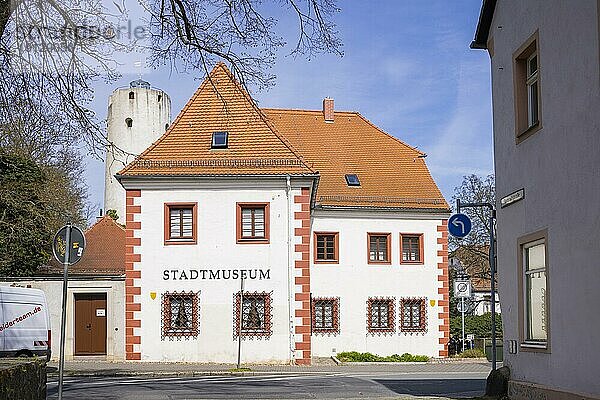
(164, 239, 197, 246)
(368, 328, 395, 333)
(314, 259, 339, 264)
(516, 121, 542, 144)
(368, 261, 392, 265)
(520, 341, 549, 353)
(312, 328, 339, 334)
(400, 261, 424, 265)
(401, 328, 426, 333)
(236, 238, 270, 244)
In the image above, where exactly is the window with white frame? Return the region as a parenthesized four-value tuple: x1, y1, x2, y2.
(526, 53, 539, 128)
(164, 203, 197, 244)
(236, 203, 269, 243)
(523, 239, 548, 345)
(514, 32, 541, 142)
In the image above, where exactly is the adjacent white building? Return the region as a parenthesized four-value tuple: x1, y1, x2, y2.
(115, 64, 451, 364)
(472, 1, 600, 398)
(0, 216, 126, 361)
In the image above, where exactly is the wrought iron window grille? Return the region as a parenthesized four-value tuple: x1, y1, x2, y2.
(311, 297, 340, 336)
(233, 291, 273, 340)
(400, 297, 427, 335)
(161, 291, 200, 340)
(366, 297, 396, 336)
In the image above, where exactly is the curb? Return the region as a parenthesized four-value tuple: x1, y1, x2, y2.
(47, 370, 341, 378)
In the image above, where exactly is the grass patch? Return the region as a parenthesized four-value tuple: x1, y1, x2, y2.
(454, 349, 486, 358)
(337, 351, 429, 363)
(228, 367, 252, 372)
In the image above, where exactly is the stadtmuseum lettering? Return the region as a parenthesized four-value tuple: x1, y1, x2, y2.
(162, 268, 271, 281)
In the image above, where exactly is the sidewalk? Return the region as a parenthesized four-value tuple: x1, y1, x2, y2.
(47, 358, 492, 378)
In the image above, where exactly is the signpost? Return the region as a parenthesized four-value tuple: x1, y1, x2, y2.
(236, 277, 245, 369)
(454, 279, 471, 353)
(52, 224, 86, 400)
(451, 199, 498, 371)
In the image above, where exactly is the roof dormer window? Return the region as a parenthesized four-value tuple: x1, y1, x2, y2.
(345, 174, 360, 186)
(211, 131, 228, 149)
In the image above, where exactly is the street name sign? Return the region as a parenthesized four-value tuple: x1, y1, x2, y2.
(448, 213, 472, 238)
(500, 188, 525, 208)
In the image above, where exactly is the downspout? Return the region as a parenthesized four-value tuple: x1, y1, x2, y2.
(285, 175, 295, 364)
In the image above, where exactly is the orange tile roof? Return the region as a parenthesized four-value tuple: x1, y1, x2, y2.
(41, 216, 125, 276)
(120, 63, 448, 211)
(264, 109, 448, 210)
(118, 63, 315, 177)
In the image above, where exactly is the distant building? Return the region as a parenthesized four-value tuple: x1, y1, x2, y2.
(472, 1, 600, 398)
(116, 63, 451, 364)
(449, 246, 500, 316)
(0, 216, 126, 361)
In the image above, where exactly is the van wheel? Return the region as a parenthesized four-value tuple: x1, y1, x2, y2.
(15, 350, 33, 358)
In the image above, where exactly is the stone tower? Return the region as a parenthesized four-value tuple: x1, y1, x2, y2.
(104, 79, 171, 221)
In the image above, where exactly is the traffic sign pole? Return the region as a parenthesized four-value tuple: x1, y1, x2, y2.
(57, 224, 71, 400)
(52, 223, 85, 400)
(461, 297, 465, 353)
(456, 199, 497, 371)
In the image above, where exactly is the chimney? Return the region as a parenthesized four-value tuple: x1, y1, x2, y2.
(323, 98, 334, 122)
(96, 208, 104, 222)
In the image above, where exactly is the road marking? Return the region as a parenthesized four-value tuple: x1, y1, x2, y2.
(47, 373, 326, 387)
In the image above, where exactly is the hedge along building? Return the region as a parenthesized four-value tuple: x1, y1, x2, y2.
(116, 63, 451, 364)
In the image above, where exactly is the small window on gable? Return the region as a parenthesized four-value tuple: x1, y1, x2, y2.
(211, 131, 228, 149)
(345, 174, 360, 186)
(125, 118, 133, 128)
(129, 91, 134, 100)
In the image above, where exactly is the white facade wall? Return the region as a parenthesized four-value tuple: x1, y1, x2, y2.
(125, 180, 449, 363)
(105, 87, 171, 221)
(133, 184, 300, 363)
(311, 210, 446, 358)
(0, 279, 125, 361)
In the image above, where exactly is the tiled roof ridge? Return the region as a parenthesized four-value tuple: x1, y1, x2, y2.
(215, 65, 316, 174)
(118, 71, 211, 175)
(264, 107, 425, 157)
(119, 63, 316, 175)
(261, 107, 357, 116)
(86, 215, 126, 233)
(353, 112, 425, 156)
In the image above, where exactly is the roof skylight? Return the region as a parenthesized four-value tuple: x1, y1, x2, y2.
(345, 174, 360, 186)
(211, 131, 228, 149)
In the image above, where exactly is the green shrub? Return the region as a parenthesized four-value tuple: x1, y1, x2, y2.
(450, 312, 503, 338)
(456, 348, 486, 358)
(337, 351, 429, 362)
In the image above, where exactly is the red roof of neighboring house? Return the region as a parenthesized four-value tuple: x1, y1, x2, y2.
(40, 216, 125, 276)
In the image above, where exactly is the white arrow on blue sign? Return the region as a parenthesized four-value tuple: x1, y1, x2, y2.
(448, 213, 472, 238)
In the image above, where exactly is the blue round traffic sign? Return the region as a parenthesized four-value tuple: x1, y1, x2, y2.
(448, 213, 472, 238)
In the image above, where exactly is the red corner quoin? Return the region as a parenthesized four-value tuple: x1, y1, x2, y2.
(437, 219, 450, 357)
(294, 187, 311, 365)
(125, 189, 142, 360)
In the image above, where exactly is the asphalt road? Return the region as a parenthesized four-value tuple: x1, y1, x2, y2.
(47, 372, 486, 399)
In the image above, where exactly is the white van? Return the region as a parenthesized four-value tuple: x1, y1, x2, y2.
(0, 286, 51, 360)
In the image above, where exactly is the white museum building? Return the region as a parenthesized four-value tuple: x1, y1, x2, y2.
(108, 64, 451, 364)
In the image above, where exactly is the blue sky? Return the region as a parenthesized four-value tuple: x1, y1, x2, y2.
(84, 0, 492, 216)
